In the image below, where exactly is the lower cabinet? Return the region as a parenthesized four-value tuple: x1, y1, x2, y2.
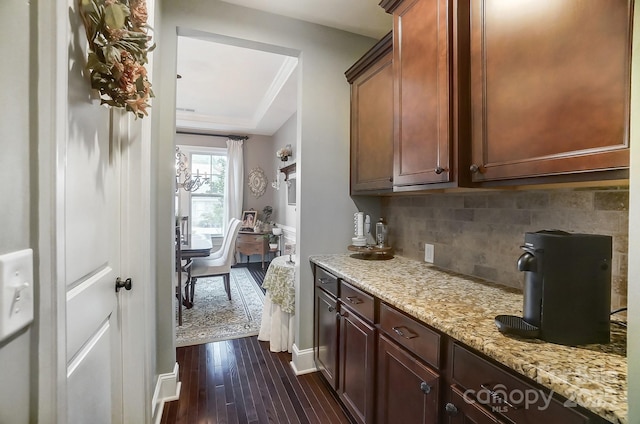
(449, 343, 592, 424)
(338, 283, 376, 424)
(311, 264, 610, 424)
(315, 288, 338, 389)
(377, 334, 440, 423)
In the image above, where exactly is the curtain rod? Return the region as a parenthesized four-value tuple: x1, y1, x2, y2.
(176, 130, 249, 140)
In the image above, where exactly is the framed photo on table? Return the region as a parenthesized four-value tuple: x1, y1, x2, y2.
(241, 210, 257, 231)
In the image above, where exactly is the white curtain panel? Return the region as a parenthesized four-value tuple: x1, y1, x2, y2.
(225, 138, 244, 226)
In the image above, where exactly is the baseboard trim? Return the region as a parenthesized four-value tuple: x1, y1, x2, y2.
(290, 343, 317, 375)
(152, 362, 181, 424)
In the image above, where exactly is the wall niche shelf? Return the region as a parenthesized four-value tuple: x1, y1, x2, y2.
(279, 162, 296, 181)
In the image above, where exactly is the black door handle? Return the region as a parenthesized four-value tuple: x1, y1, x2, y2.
(115, 277, 133, 292)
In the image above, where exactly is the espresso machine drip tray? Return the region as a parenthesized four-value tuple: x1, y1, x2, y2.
(495, 315, 540, 338)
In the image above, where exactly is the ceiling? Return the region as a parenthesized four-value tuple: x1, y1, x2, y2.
(175, 0, 392, 136)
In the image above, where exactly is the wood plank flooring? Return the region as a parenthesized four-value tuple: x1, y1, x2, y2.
(160, 336, 352, 424)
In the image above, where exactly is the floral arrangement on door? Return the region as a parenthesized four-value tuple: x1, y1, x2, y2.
(78, 0, 155, 118)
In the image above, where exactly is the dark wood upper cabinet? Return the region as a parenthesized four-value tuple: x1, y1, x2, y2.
(382, 0, 471, 191)
(363, 0, 632, 191)
(469, 0, 632, 183)
(346, 33, 394, 194)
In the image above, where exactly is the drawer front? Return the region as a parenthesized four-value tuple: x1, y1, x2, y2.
(451, 343, 589, 424)
(315, 266, 338, 297)
(379, 302, 441, 369)
(236, 244, 264, 255)
(340, 281, 374, 322)
(237, 233, 265, 243)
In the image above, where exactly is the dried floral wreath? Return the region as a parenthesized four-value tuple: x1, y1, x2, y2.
(79, 0, 155, 118)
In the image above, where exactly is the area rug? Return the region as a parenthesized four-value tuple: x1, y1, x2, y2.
(176, 267, 265, 347)
(237, 262, 267, 293)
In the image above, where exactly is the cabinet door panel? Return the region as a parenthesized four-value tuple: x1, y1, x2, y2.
(470, 0, 632, 182)
(351, 50, 394, 193)
(339, 306, 375, 424)
(377, 334, 440, 424)
(315, 288, 339, 389)
(394, 0, 452, 186)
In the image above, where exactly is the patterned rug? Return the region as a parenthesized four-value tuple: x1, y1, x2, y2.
(176, 267, 265, 347)
(239, 262, 267, 293)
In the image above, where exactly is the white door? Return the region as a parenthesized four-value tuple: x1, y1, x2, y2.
(63, 3, 125, 422)
(64, 107, 124, 423)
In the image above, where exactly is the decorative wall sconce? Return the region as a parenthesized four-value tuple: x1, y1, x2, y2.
(175, 146, 209, 192)
(272, 162, 296, 191)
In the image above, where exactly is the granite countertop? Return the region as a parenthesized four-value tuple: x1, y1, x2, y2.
(309, 254, 627, 424)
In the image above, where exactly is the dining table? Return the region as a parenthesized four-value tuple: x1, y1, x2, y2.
(179, 233, 212, 308)
(258, 255, 296, 353)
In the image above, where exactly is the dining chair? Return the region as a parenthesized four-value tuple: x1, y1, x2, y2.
(189, 218, 242, 302)
(207, 217, 236, 261)
(175, 226, 192, 326)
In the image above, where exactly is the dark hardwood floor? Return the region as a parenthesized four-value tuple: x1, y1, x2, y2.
(160, 336, 351, 424)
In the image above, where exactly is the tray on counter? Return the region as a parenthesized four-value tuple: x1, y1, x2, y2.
(347, 244, 394, 260)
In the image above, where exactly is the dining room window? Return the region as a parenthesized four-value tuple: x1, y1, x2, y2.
(179, 146, 227, 238)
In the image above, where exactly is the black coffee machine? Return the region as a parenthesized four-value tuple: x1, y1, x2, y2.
(495, 230, 611, 345)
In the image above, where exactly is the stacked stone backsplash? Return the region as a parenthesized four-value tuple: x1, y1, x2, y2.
(381, 186, 628, 311)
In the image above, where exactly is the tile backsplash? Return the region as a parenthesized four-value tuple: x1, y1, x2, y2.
(381, 186, 628, 311)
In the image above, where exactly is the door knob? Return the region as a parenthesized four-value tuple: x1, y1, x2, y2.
(115, 277, 133, 292)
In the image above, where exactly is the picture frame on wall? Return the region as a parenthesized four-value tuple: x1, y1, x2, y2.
(241, 210, 257, 231)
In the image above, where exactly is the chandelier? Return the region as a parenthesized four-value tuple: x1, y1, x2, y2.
(175, 147, 209, 192)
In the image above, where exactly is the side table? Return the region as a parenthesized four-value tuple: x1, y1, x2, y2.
(235, 231, 269, 270)
(257, 255, 296, 352)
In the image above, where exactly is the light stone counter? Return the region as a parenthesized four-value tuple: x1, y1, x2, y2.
(309, 254, 627, 424)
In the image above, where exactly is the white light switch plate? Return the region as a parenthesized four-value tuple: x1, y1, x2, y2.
(0, 249, 34, 341)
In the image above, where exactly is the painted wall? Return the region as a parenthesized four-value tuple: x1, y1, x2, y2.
(0, 0, 32, 422)
(273, 113, 298, 228)
(243, 134, 277, 216)
(156, 0, 378, 371)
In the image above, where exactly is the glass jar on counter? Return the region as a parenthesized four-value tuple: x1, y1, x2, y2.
(376, 218, 388, 248)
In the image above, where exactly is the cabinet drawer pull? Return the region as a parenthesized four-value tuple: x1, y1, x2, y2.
(419, 381, 431, 394)
(480, 383, 520, 409)
(392, 326, 418, 339)
(328, 306, 335, 312)
(434, 166, 445, 175)
(318, 277, 333, 285)
(346, 296, 363, 304)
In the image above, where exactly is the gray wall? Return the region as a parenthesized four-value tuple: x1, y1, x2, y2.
(243, 134, 277, 215)
(0, 0, 32, 422)
(155, 0, 378, 370)
(273, 113, 297, 227)
(381, 187, 629, 311)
